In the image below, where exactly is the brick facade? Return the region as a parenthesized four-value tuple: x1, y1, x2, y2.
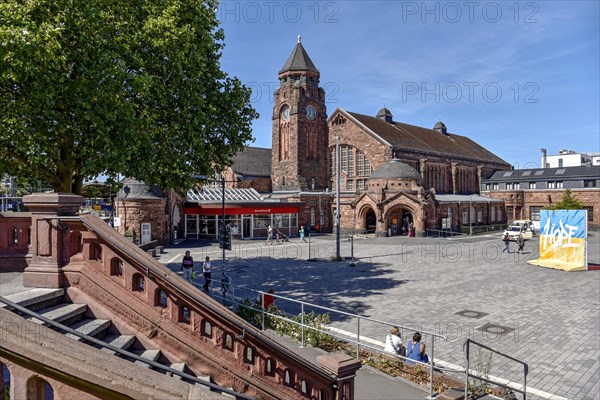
(484, 189, 600, 227)
(271, 43, 328, 192)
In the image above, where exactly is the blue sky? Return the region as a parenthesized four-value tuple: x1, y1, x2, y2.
(217, 0, 599, 169)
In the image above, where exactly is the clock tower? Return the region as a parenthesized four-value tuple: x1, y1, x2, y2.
(272, 37, 329, 192)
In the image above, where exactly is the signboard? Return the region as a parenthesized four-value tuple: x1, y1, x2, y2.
(441, 218, 450, 230)
(528, 209, 588, 271)
(113, 217, 121, 227)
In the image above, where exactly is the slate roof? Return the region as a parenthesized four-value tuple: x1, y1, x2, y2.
(118, 178, 164, 200)
(483, 165, 600, 182)
(231, 146, 272, 178)
(279, 42, 318, 74)
(346, 111, 510, 166)
(370, 158, 421, 182)
(435, 194, 503, 203)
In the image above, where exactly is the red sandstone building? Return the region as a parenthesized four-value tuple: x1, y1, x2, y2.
(119, 39, 521, 242)
(206, 39, 512, 239)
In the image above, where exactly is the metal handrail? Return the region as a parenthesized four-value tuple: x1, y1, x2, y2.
(214, 285, 447, 400)
(77, 215, 336, 383)
(463, 338, 528, 399)
(0, 295, 253, 400)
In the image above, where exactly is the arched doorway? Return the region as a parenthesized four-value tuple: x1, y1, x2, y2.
(365, 209, 376, 234)
(387, 207, 414, 236)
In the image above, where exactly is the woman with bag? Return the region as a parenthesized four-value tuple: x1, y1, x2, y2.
(383, 326, 405, 356)
(181, 251, 194, 282)
(406, 332, 429, 364)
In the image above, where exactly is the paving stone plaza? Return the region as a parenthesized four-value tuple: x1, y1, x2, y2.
(160, 233, 600, 400)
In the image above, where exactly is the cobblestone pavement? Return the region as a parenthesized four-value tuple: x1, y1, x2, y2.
(160, 232, 600, 400)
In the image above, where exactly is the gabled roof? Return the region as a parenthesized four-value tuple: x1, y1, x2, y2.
(279, 42, 318, 74)
(230, 146, 272, 178)
(342, 111, 509, 166)
(484, 165, 600, 182)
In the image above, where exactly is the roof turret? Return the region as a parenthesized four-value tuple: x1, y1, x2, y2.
(279, 36, 319, 74)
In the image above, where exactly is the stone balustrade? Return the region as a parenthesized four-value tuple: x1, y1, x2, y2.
(0, 212, 31, 272)
(8, 193, 360, 400)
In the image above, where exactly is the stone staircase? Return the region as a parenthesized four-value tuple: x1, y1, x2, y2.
(1, 288, 237, 398)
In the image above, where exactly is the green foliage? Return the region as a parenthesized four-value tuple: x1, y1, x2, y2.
(0, 0, 257, 194)
(235, 299, 263, 327)
(543, 189, 584, 210)
(235, 299, 340, 349)
(469, 348, 493, 396)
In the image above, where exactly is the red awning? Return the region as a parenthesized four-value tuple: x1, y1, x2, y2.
(184, 205, 301, 215)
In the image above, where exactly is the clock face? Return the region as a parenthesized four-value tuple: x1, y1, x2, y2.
(281, 105, 290, 121)
(306, 105, 317, 120)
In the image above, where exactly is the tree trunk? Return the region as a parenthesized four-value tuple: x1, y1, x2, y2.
(72, 175, 83, 195)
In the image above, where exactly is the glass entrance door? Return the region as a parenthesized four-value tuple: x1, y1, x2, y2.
(242, 216, 252, 239)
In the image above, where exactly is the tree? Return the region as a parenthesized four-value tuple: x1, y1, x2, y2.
(0, 0, 258, 194)
(544, 189, 584, 210)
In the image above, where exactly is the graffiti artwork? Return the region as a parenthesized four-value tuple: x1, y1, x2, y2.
(529, 209, 588, 271)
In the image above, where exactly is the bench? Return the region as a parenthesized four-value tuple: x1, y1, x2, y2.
(146, 249, 156, 257)
(155, 246, 165, 254)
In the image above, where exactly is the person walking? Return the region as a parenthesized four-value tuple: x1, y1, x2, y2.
(265, 225, 273, 245)
(517, 233, 525, 254)
(181, 251, 194, 282)
(202, 256, 212, 292)
(305, 222, 310, 238)
(299, 226, 306, 242)
(502, 232, 511, 253)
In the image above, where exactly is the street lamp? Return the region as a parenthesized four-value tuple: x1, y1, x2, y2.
(191, 175, 233, 297)
(335, 136, 341, 261)
(469, 195, 473, 236)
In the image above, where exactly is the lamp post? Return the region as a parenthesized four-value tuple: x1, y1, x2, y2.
(335, 136, 341, 260)
(191, 175, 232, 291)
(469, 195, 473, 236)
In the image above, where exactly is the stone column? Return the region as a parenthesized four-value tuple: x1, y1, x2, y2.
(451, 163, 457, 194)
(22, 193, 83, 288)
(477, 165, 483, 194)
(317, 352, 361, 400)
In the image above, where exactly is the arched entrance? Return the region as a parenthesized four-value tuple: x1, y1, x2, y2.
(365, 210, 376, 233)
(387, 207, 414, 236)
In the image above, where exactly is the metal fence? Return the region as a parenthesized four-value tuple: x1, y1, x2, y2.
(209, 282, 447, 400)
(464, 339, 528, 399)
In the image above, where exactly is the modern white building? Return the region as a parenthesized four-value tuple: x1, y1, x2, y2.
(541, 149, 597, 168)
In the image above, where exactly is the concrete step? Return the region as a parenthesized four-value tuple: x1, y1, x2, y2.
(100, 334, 136, 356)
(132, 349, 161, 368)
(166, 362, 186, 379)
(192, 383, 234, 400)
(0, 288, 64, 311)
(196, 376, 235, 398)
(65, 318, 111, 341)
(25, 303, 87, 326)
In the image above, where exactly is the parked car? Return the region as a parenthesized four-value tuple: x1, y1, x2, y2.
(510, 220, 534, 230)
(502, 225, 533, 240)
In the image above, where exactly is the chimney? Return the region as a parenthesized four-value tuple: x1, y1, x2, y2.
(541, 148, 547, 169)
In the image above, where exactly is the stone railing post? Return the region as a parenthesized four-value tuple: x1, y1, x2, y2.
(22, 193, 83, 288)
(317, 352, 362, 400)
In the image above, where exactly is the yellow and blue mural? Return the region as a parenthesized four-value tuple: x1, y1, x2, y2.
(529, 209, 588, 271)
